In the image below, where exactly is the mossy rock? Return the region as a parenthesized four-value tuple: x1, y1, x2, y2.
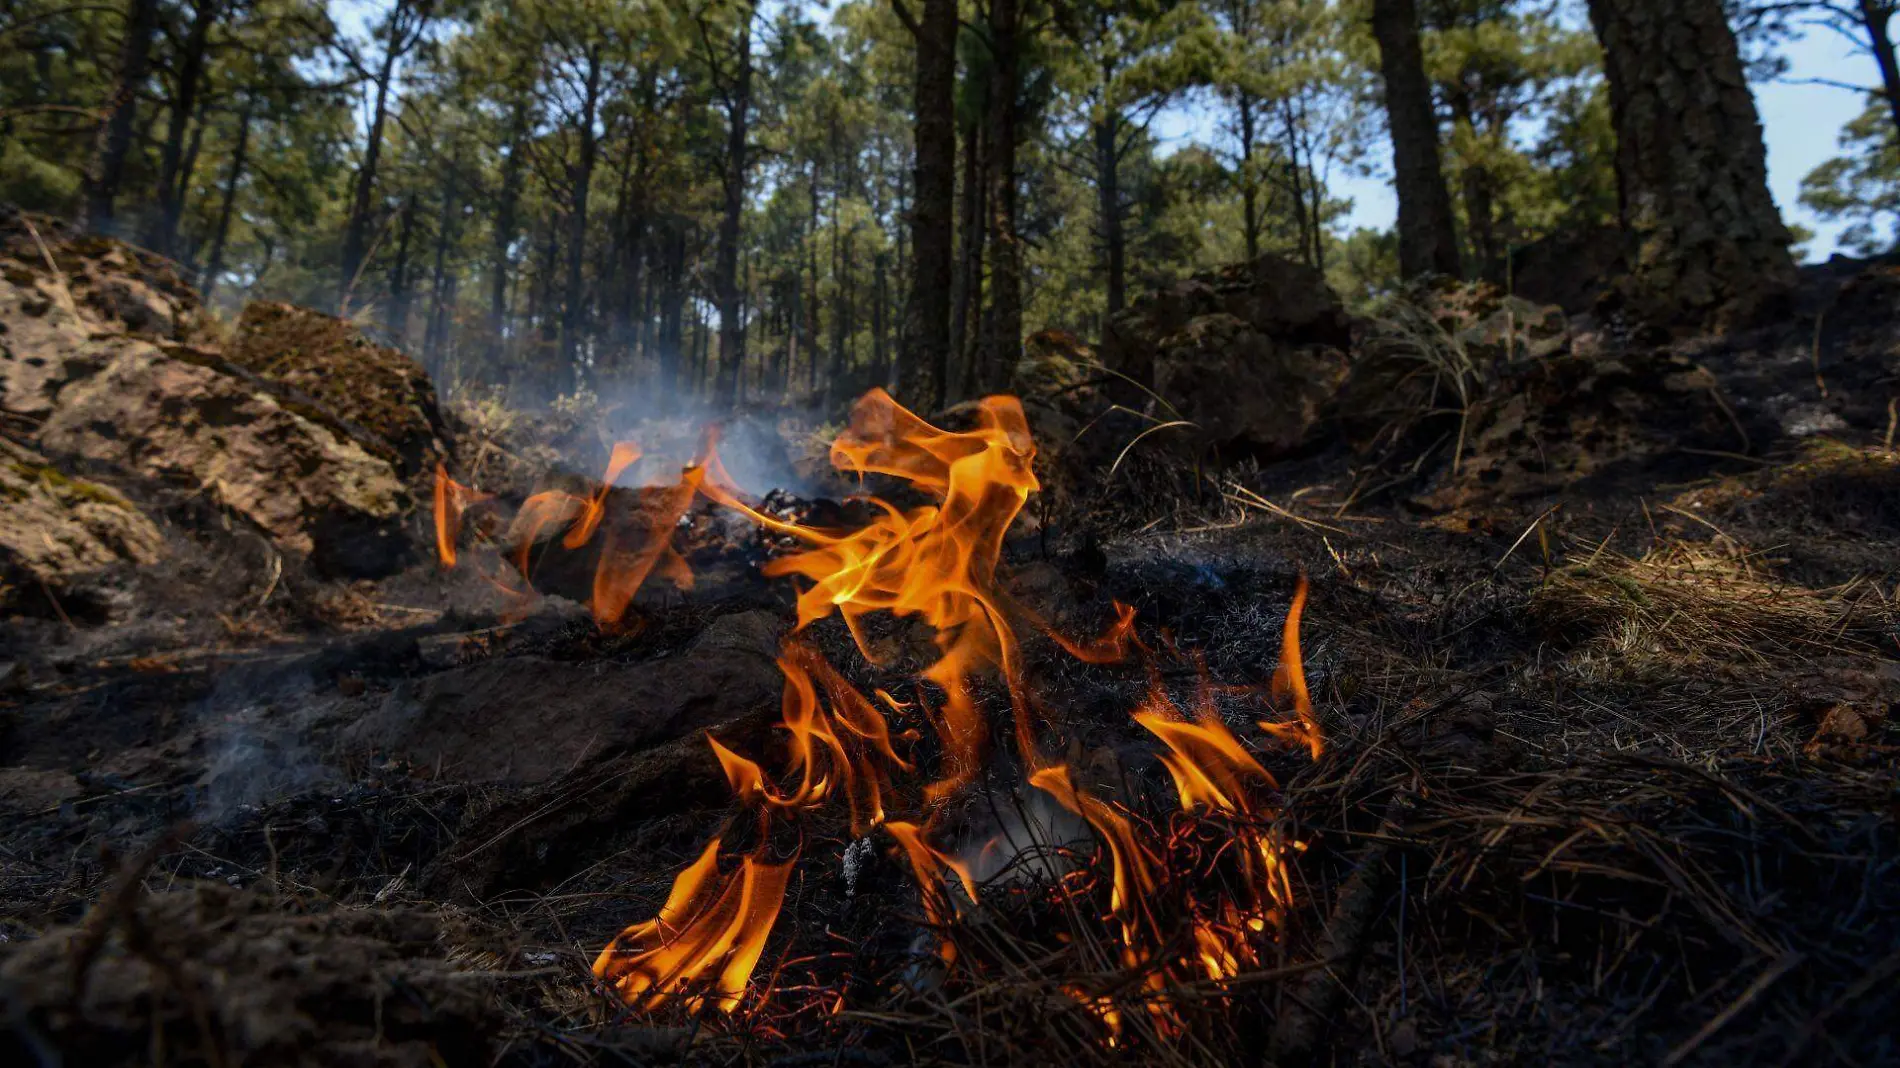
(228, 302, 450, 479)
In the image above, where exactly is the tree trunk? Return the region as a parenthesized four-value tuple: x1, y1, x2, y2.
(806, 160, 823, 394)
(1237, 91, 1259, 263)
(150, 0, 220, 257)
(198, 102, 251, 304)
(1858, 1, 1900, 141)
(659, 219, 686, 393)
(1095, 108, 1126, 316)
(948, 120, 984, 399)
(896, 0, 956, 411)
(712, 6, 754, 409)
(561, 46, 604, 396)
(1586, 0, 1795, 329)
(1370, 0, 1462, 279)
(340, 0, 410, 312)
(490, 93, 529, 363)
(387, 194, 418, 342)
(422, 173, 459, 373)
(981, 0, 1023, 392)
(84, 0, 162, 234)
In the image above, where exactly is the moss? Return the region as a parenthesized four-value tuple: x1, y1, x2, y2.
(6, 462, 134, 510)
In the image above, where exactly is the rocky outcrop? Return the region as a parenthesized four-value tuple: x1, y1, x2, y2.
(1101, 254, 1353, 458)
(227, 302, 450, 479)
(1, 212, 416, 579)
(0, 437, 162, 618)
(35, 341, 409, 577)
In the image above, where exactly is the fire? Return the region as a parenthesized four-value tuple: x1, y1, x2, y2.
(440, 390, 1328, 1033)
(698, 389, 1043, 795)
(431, 441, 701, 627)
(591, 834, 795, 1014)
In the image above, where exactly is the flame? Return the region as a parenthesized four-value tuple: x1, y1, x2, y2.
(1263, 574, 1323, 759)
(437, 392, 1332, 1032)
(431, 463, 491, 567)
(592, 835, 795, 1014)
(701, 390, 1042, 795)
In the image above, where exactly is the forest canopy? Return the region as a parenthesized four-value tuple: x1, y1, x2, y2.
(2, 0, 1894, 409)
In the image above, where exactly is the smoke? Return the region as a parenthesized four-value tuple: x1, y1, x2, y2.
(191, 661, 340, 823)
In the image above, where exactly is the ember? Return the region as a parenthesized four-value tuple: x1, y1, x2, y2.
(436, 389, 1323, 1035)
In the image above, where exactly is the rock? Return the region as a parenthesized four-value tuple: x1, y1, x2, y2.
(1102, 254, 1353, 457)
(1407, 350, 1742, 513)
(347, 609, 787, 783)
(1337, 281, 1570, 456)
(227, 302, 450, 479)
(34, 339, 411, 577)
(0, 883, 498, 1068)
(0, 437, 162, 619)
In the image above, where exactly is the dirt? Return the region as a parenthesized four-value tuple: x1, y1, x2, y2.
(0, 240, 1895, 1066)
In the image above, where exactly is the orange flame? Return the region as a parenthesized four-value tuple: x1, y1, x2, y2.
(431, 463, 492, 567)
(591, 835, 795, 1014)
(1263, 574, 1323, 759)
(701, 390, 1042, 796)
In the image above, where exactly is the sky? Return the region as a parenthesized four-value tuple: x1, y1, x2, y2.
(1156, 19, 1874, 263)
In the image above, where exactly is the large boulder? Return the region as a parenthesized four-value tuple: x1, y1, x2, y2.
(1, 216, 414, 578)
(35, 341, 410, 576)
(0, 437, 162, 619)
(1102, 254, 1353, 457)
(227, 302, 450, 479)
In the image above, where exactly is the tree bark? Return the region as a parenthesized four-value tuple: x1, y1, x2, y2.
(150, 0, 221, 257)
(490, 92, 529, 364)
(659, 219, 686, 393)
(560, 45, 604, 396)
(1236, 91, 1260, 263)
(198, 102, 251, 304)
(1095, 108, 1126, 316)
(340, 0, 415, 312)
(1858, 1, 1900, 141)
(387, 193, 418, 341)
(1369, 0, 1462, 279)
(712, 6, 754, 409)
(948, 119, 985, 399)
(896, 0, 956, 411)
(981, 0, 1023, 392)
(84, 0, 162, 234)
(1586, 0, 1795, 329)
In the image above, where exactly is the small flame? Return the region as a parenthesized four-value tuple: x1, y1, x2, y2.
(1263, 574, 1323, 759)
(591, 835, 796, 1014)
(431, 463, 491, 567)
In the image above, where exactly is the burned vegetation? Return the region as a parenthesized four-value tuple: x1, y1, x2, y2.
(0, 206, 1894, 1068)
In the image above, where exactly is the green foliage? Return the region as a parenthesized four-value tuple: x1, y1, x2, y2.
(1799, 98, 1899, 255)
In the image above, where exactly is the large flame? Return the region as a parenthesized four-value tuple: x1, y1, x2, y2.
(699, 389, 1042, 795)
(442, 391, 1327, 1029)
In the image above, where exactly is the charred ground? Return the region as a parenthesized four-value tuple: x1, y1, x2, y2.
(0, 213, 1896, 1066)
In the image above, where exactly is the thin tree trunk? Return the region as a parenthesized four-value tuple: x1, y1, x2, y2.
(387, 193, 418, 341)
(1858, 1, 1900, 140)
(423, 172, 459, 369)
(198, 102, 251, 303)
(560, 46, 604, 396)
(1586, 0, 1795, 328)
(806, 161, 823, 394)
(150, 0, 220, 256)
(896, 0, 956, 411)
(982, 0, 1023, 391)
(1095, 108, 1126, 315)
(713, 6, 754, 408)
(954, 123, 986, 399)
(489, 94, 529, 363)
(1237, 91, 1260, 262)
(340, 0, 412, 311)
(1370, 0, 1462, 279)
(659, 219, 686, 393)
(84, 0, 162, 234)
